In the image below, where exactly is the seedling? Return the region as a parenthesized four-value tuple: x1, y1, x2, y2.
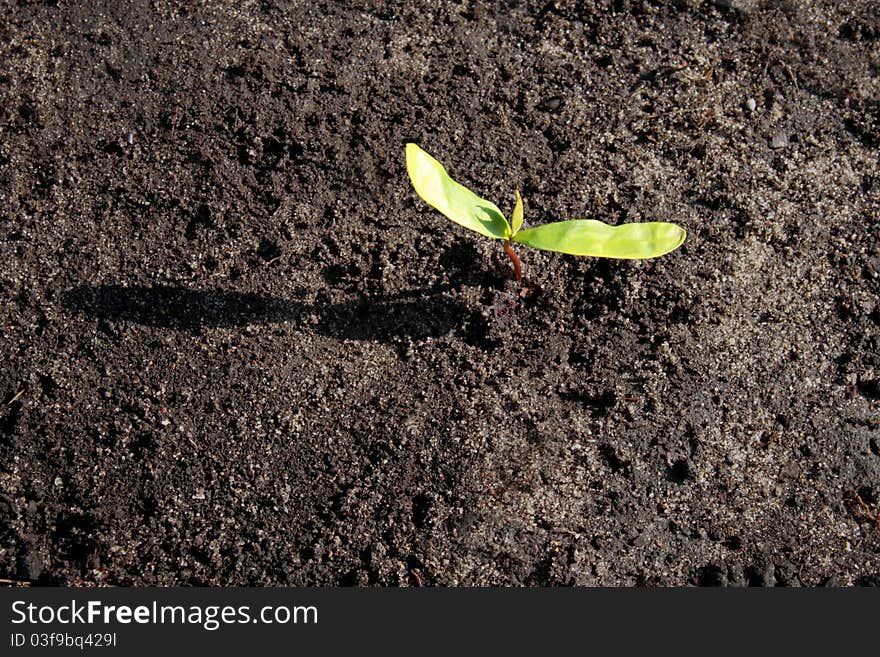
(406, 143, 686, 281)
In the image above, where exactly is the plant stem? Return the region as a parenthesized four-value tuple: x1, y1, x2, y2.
(503, 240, 523, 282)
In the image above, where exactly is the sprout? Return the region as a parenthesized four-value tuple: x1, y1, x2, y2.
(406, 143, 686, 281)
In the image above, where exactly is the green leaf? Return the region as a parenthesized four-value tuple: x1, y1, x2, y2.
(511, 190, 523, 237)
(513, 219, 686, 259)
(406, 143, 510, 239)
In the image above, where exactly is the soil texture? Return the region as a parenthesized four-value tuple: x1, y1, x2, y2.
(1, 0, 880, 585)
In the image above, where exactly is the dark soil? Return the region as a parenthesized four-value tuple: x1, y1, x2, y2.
(2, 0, 879, 586)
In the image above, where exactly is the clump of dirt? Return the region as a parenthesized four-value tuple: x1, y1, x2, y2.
(1, 0, 878, 585)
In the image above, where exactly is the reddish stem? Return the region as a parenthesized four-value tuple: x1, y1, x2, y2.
(503, 240, 523, 282)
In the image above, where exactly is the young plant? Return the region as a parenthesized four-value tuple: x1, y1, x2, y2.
(405, 143, 686, 281)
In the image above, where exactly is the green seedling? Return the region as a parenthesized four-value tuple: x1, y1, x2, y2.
(406, 143, 686, 281)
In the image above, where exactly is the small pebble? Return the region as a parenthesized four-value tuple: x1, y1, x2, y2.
(713, 0, 758, 12)
(538, 96, 564, 112)
(22, 550, 45, 580)
(745, 97, 756, 112)
(771, 131, 789, 149)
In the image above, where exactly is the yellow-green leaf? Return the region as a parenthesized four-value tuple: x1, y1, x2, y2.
(406, 143, 510, 239)
(511, 190, 523, 236)
(513, 219, 686, 259)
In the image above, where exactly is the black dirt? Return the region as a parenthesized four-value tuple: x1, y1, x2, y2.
(1, 0, 879, 585)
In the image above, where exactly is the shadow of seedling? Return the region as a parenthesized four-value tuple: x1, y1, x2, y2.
(63, 284, 464, 342)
